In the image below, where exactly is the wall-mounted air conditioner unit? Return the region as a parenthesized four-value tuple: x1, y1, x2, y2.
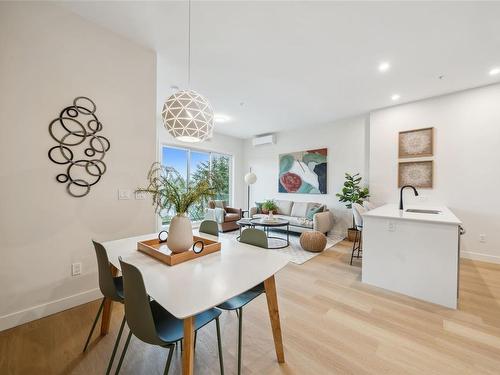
(252, 134, 276, 147)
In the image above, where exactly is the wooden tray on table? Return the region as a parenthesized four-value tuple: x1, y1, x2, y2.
(137, 236, 221, 266)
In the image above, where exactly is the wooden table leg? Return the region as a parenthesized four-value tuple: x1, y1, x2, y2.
(100, 264, 119, 336)
(183, 316, 195, 375)
(264, 275, 285, 363)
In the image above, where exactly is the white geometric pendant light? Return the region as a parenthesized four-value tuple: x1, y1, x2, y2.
(162, 90, 214, 143)
(162, 0, 214, 143)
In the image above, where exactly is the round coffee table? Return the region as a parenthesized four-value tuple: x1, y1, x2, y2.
(249, 218, 290, 249)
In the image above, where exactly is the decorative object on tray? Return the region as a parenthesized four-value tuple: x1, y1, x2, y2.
(158, 230, 168, 243)
(299, 231, 327, 252)
(261, 199, 278, 214)
(262, 216, 279, 224)
(279, 148, 327, 194)
(48, 96, 110, 198)
(336, 172, 370, 242)
(137, 162, 217, 253)
(399, 127, 434, 158)
(398, 160, 433, 188)
(137, 235, 221, 266)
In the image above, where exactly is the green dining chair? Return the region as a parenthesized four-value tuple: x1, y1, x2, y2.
(217, 228, 268, 375)
(83, 241, 126, 375)
(199, 220, 219, 236)
(239, 227, 268, 249)
(115, 258, 224, 375)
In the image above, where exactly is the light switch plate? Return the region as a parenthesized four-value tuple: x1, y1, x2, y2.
(388, 221, 396, 232)
(118, 189, 132, 200)
(71, 262, 82, 276)
(135, 191, 146, 200)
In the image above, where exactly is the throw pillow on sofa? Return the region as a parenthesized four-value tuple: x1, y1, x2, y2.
(275, 200, 293, 216)
(306, 204, 325, 220)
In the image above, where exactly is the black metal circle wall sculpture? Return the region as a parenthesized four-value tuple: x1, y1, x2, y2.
(48, 97, 110, 197)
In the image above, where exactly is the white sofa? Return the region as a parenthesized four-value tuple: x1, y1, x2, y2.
(250, 200, 334, 234)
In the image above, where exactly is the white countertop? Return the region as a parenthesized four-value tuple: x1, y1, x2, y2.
(363, 204, 462, 225)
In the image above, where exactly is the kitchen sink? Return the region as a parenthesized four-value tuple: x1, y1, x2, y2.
(405, 209, 441, 214)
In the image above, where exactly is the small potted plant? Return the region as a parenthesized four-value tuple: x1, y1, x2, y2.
(261, 199, 278, 215)
(137, 162, 216, 253)
(336, 172, 369, 242)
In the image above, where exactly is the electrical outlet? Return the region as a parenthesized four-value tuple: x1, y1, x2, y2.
(71, 262, 82, 276)
(118, 189, 132, 200)
(479, 234, 486, 243)
(388, 221, 396, 232)
(135, 191, 146, 200)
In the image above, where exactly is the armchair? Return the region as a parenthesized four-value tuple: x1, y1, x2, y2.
(205, 200, 242, 232)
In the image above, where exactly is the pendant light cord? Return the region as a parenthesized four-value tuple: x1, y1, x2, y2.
(187, 0, 191, 88)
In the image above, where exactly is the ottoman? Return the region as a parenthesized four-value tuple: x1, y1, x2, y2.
(300, 231, 327, 252)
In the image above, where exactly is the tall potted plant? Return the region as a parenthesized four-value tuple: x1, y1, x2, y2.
(137, 162, 216, 253)
(336, 172, 370, 241)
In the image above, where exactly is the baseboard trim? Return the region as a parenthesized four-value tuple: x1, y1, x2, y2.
(461, 251, 500, 264)
(0, 288, 102, 332)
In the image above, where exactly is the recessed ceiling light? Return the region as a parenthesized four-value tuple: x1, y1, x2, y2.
(378, 62, 391, 72)
(489, 67, 500, 76)
(391, 94, 400, 101)
(214, 114, 231, 123)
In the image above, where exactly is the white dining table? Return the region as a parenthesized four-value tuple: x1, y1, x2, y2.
(100, 230, 289, 375)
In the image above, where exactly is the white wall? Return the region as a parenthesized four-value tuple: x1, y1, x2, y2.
(0, 3, 157, 330)
(370, 83, 500, 263)
(243, 116, 369, 237)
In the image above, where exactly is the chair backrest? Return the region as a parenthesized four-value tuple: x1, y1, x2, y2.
(119, 258, 163, 346)
(92, 240, 123, 302)
(363, 200, 376, 211)
(352, 203, 366, 230)
(199, 220, 219, 236)
(240, 228, 268, 248)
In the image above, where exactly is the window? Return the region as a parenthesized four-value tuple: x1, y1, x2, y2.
(161, 145, 232, 225)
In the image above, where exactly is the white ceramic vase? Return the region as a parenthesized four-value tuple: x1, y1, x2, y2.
(167, 213, 193, 253)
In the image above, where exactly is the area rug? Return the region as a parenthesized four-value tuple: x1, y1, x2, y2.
(220, 230, 344, 265)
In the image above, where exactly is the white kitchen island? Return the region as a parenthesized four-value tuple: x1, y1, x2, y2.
(362, 204, 462, 309)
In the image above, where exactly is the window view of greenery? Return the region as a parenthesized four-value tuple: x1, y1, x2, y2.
(161, 146, 231, 225)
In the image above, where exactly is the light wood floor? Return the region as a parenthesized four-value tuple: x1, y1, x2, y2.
(1, 240, 500, 374)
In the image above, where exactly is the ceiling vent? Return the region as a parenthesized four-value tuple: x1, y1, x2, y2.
(252, 134, 276, 147)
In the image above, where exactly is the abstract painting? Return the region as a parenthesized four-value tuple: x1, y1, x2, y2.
(279, 148, 327, 194)
(398, 160, 433, 188)
(399, 127, 434, 158)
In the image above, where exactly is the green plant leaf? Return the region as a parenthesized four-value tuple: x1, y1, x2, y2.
(336, 172, 369, 209)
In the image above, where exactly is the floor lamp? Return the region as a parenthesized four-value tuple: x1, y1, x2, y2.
(244, 170, 257, 214)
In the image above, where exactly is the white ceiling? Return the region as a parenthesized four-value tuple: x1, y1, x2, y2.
(62, 1, 500, 139)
